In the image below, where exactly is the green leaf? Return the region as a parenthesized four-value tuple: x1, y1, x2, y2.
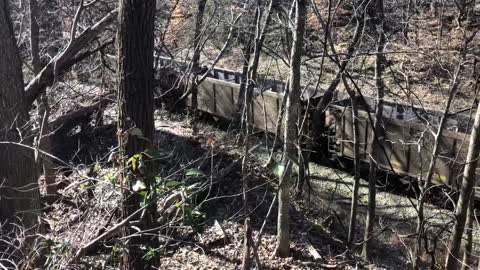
(128, 154, 142, 172)
(143, 148, 162, 159)
(105, 171, 115, 182)
(165, 180, 182, 188)
(186, 168, 206, 177)
(93, 162, 101, 173)
(143, 247, 159, 261)
(139, 190, 149, 207)
(272, 163, 285, 177)
(132, 180, 147, 192)
(79, 183, 89, 189)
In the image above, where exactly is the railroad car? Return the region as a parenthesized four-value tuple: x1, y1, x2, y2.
(159, 58, 475, 194)
(328, 96, 473, 191)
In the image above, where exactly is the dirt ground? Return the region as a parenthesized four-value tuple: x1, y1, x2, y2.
(152, 111, 466, 269)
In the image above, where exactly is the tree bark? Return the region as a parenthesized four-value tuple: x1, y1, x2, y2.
(0, 0, 41, 265)
(274, 0, 306, 258)
(445, 100, 480, 269)
(117, 0, 157, 269)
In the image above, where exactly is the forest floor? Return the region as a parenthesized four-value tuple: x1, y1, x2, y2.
(152, 111, 460, 270)
(41, 107, 468, 269)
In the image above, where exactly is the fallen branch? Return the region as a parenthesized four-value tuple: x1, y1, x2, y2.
(49, 93, 114, 130)
(25, 8, 118, 106)
(68, 200, 148, 263)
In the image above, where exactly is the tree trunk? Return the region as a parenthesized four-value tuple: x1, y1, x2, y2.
(346, 84, 360, 248)
(414, 59, 461, 269)
(236, 1, 256, 115)
(445, 100, 480, 269)
(362, 0, 386, 259)
(0, 0, 41, 264)
(460, 196, 475, 270)
(274, 0, 306, 258)
(117, 0, 157, 269)
(241, 218, 252, 270)
(190, 0, 207, 119)
(241, 0, 274, 211)
(30, 0, 57, 202)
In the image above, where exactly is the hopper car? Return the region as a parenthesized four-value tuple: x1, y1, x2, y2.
(158, 58, 475, 194)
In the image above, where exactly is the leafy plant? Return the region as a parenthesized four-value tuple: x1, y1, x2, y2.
(185, 168, 206, 177)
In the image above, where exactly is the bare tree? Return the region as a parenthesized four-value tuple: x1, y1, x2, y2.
(117, 0, 158, 268)
(300, 0, 367, 194)
(362, 0, 387, 259)
(274, 0, 306, 258)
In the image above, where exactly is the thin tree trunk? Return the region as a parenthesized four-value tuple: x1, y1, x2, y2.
(445, 100, 480, 269)
(238, 43, 252, 118)
(362, 0, 386, 259)
(117, 0, 158, 268)
(274, 0, 306, 258)
(0, 0, 41, 265)
(320, 2, 366, 246)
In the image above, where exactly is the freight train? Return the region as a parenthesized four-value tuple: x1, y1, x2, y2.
(159, 58, 474, 193)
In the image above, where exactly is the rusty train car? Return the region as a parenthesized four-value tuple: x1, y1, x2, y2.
(159, 58, 474, 192)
